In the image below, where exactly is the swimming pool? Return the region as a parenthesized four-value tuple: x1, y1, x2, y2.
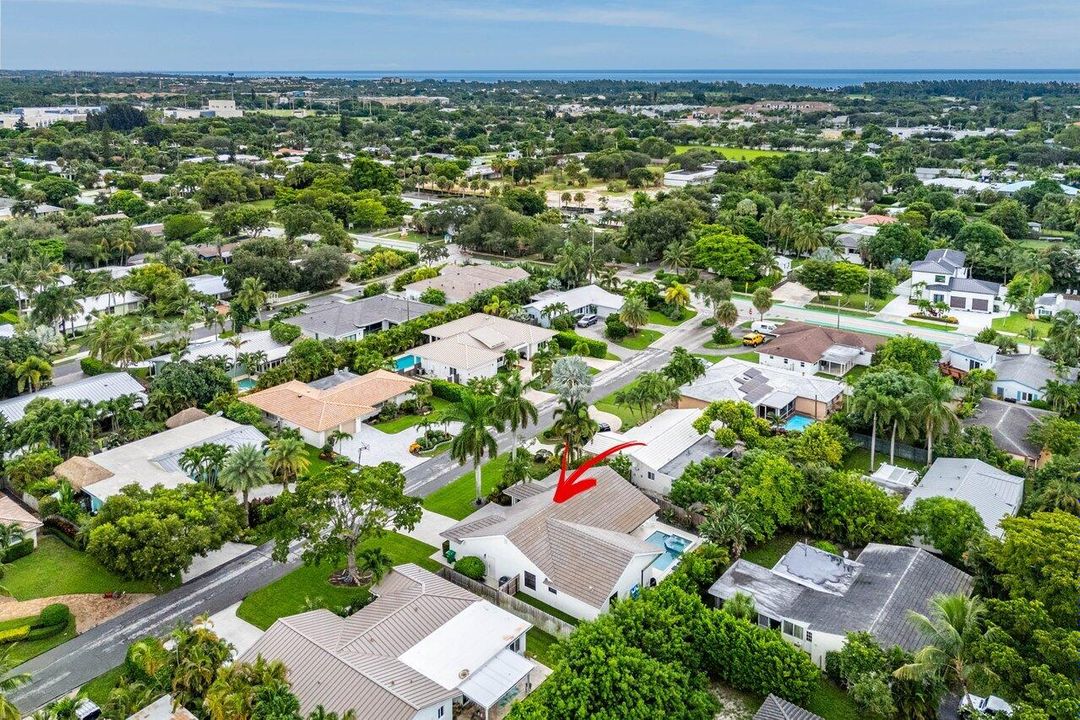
(783, 415, 816, 432)
(236, 377, 257, 391)
(395, 355, 418, 372)
(645, 530, 692, 571)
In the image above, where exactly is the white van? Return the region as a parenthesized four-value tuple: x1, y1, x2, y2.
(751, 320, 778, 334)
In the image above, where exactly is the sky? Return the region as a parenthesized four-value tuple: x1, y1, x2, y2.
(2, 0, 1078, 72)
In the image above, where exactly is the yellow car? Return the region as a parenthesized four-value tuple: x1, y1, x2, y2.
(742, 333, 766, 347)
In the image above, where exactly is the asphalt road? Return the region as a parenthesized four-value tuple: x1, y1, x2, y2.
(9, 541, 302, 713)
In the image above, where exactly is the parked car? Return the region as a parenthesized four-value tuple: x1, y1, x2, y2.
(576, 314, 599, 328)
(597, 422, 611, 432)
(742, 333, 766, 347)
(751, 320, 778, 334)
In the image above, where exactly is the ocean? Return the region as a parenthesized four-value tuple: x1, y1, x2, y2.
(187, 69, 1080, 87)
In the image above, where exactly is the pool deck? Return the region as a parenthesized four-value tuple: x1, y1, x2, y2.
(634, 519, 700, 583)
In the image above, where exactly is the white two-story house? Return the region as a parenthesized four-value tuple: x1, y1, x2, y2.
(910, 249, 1003, 314)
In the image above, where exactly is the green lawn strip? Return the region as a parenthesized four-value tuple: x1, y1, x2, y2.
(594, 402, 641, 431)
(903, 318, 958, 332)
(703, 340, 742, 350)
(372, 398, 455, 434)
(804, 303, 879, 318)
(804, 678, 861, 720)
(81, 665, 126, 707)
(525, 628, 561, 668)
(673, 145, 789, 160)
(991, 314, 1051, 338)
(741, 533, 802, 569)
(614, 329, 662, 350)
(816, 365, 867, 383)
(300, 444, 331, 478)
(647, 308, 697, 326)
(422, 456, 509, 519)
(813, 293, 892, 313)
(842, 447, 924, 474)
(5, 536, 166, 599)
(236, 533, 439, 630)
(513, 592, 579, 626)
(693, 354, 729, 364)
(7, 620, 77, 664)
(603, 351, 621, 360)
(730, 352, 760, 363)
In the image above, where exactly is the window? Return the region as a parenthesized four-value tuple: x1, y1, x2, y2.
(782, 620, 805, 640)
(523, 571, 536, 590)
(806, 631, 813, 642)
(647, 471, 655, 480)
(548, 586, 557, 595)
(934, 274, 947, 284)
(437, 707, 444, 718)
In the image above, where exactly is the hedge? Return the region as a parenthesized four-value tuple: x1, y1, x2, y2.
(2, 538, 35, 563)
(454, 556, 486, 581)
(269, 322, 302, 344)
(430, 379, 468, 403)
(36, 603, 71, 628)
(44, 516, 83, 545)
(555, 331, 608, 358)
(80, 357, 116, 376)
(0, 626, 29, 643)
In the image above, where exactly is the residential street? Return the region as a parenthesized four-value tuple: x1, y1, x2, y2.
(9, 542, 303, 713)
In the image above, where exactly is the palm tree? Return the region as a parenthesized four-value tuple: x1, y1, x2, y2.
(354, 547, 393, 586)
(722, 591, 757, 621)
(265, 433, 310, 491)
(619, 295, 649, 335)
(235, 276, 267, 327)
(551, 396, 598, 462)
(540, 301, 570, 327)
(219, 444, 272, 527)
(0, 523, 24, 550)
(13, 355, 52, 393)
(108, 324, 149, 369)
(751, 287, 773, 321)
(446, 394, 502, 506)
(326, 429, 352, 455)
(0, 645, 31, 720)
(917, 373, 959, 465)
(700, 499, 757, 559)
(550, 356, 593, 404)
(894, 593, 998, 697)
(662, 239, 695, 275)
(848, 384, 886, 470)
(226, 335, 248, 370)
(179, 443, 230, 487)
(663, 283, 691, 315)
(492, 372, 537, 462)
(715, 301, 738, 332)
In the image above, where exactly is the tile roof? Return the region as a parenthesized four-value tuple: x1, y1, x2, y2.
(412, 314, 556, 370)
(404, 265, 530, 303)
(443, 468, 660, 608)
(755, 695, 824, 720)
(709, 543, 973, 652)
(850, 214, 897, 226)
(244, 369, 418, 432)
(761, 322, 883, 365)
(291, 295, 437, 339)
(0, 494, 42, 532)
(0, 372, 147, 422)
(962, 398, 1054, 461)
(237, 564, 527, 720)
(902, 458, 1024, 537)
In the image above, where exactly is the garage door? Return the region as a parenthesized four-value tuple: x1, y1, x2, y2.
(949, 296, 967, 309)
(971, 298, 989, 312)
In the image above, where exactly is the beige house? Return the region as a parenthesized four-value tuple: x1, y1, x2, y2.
(0, 495, 43, 547)
(402, 264, 530, 303)
(243, 369, 418, 447)
(403, 313, 556, 383)
(678, 358, 846, 421)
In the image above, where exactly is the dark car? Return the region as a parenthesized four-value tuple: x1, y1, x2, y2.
(597, 422, 611, 432)
(576, 314, 599, 327)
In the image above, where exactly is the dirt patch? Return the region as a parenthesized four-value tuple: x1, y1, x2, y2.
(0, 593, 154, 633)
(711, 683, 759, 720)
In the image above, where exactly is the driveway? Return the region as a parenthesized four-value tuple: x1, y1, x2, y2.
(340, 421, 462, 470)
(771, 280, 816, 307)
(207, 602, 265, 657)
(875, 295, 1003, 334)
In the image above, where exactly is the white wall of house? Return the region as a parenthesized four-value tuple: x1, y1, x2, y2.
(412, 699, 453, 720)
(993, 379, 1043, 404)
(419, 357, 500, 384)
(526, 301, 622, 328)
(629, 459, 675, 496)
(949, 352, 996, 373)
(758, 350, 871, 377)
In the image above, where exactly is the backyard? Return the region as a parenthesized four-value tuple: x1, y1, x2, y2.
(421, 455, 509, 519)
(991, 313, 1052, 340)
(842, 447, 925, 474)
(236, 532, 440, 630)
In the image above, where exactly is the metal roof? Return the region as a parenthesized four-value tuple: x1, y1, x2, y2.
(0, 372, 146, 422)
(755, 695, 824, 720)
(994, 353, 1077, 392)
(962, 398, 1054, 461)
(902, 458, 1024, 538)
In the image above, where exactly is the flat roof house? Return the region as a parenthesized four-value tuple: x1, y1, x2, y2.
(709, 542, 973, 668)
(141, 330, 291, 378)
(291, 295, 437, 342)
(402, 264, 531, 304)
(584, 408, 730, 496)
(404, 313, 556, 384)
(902, 458, 1024, 539)
(663, 167, 717, 187)
(523, 284, 625, 327)
(962, 397, 1055, 467)
(0, 372, 146, 423)
(53, 415, 267, 512)
(243, 369, 418, 448)
(237, 564, 538, 720)
(910, 249, 1003, 314)
(678, 357, 846, 421)
(442, 467, 692, 621)
(757, 322, 882, 377)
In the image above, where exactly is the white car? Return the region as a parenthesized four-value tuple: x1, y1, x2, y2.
(751, 320, 778, 334)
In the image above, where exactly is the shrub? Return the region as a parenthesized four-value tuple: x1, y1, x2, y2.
(2, 538, 35, 563)
(711, 327, 733, 345)
(44, 515, 82, 544)
(37, 496, 59, 518)
(80, 357, 116, 376)
(35, 603, 71, 628)
(25, 477, 59, 499)
(454, 556, 486, 581)
(430, 378, 468, 403)
(418, 288, 447, 305)
(363, 282, 387, 298)
(269, 322, 302, 344)
(604, 314, 630, 340)
(0, 626, 30, 644)
(555, 331, 608, 358)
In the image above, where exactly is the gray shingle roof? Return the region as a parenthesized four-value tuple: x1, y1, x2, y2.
(962, 398, 1053, 461)
(0, 372, 146, 422)
(292, 295, 437, 339)
(949, 341, 998, 364)
(901, 458, 1024, 537)
(709, 543, 973, 651)
(994, 353, 1077, 391)
(755, 695, 824, 720)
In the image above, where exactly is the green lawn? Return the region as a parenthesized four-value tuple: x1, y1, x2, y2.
(703, 340, 742, 350)
(423, 455, 509, 519)
(374, 230, 430, 244)
(301, 443, 331, 478)
(594, 401, 641, 431)
(991, 313, 1052, 339)
(525, 628, 561, 668)
(647, 308, 697, 326)
(614, 329, 662, 350)
(236, 533, 440, 630)
(741, 533, 801, 569)
(372, 398, 455, 434)
(903, 318, 958, 332)
(514, 592, 579, 626)
(813, 293, 892, 313)
(805, 679, 861, 720)
(81, 666, 126, 708)
(6, 619, 77, 664)
(842, 447, 924, 474)
(731, 351, 760, 363)
(5, 536, 167, 599)
(673, 145, 789, 160)
(817, 365, 868, 383)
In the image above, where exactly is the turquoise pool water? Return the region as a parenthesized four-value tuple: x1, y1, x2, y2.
(236, 378, 257, 391)
(645, 530, 692, 571)
(783, 415, 816, 432)
(395, 355, 417, 371)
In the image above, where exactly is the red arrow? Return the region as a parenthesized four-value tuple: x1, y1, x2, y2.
(553, 439, 646, 503)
